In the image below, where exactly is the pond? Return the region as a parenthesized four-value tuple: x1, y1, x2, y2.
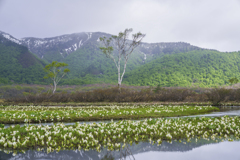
(1, 106, 240, 160)
(1, 139, 240, 160)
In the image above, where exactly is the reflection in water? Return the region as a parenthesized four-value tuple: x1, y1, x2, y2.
(134, 141, 240, 160)
(184, 107, 240, 118)
(0, 138, 240, 160)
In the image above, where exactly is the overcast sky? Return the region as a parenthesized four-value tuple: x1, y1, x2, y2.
(0, 0, 240, 52)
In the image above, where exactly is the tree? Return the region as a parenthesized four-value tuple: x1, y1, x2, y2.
(99, 28, 145, 92)
(44, 61, 70, 94)
(0, 77, 8, 85)
(229, 77, 239, 85)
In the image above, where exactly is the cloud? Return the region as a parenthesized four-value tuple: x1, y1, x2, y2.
(0, 0, 239, 51)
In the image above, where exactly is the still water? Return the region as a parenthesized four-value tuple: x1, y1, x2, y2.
(1, 139, 240, 160)
(1, 107, 240, 160)
(5, 106, 240, 128)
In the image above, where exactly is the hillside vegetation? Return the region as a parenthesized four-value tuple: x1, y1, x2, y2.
(61, 45, 153, 85)
(124, 50, 240, 87)
(0, 35, 46, 84)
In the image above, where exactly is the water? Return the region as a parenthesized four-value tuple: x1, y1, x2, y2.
(4, 106, 240, 128)
(183, 106, 240, 118)
(134, 141, 240, 160)
(1, 139, 240, 160)
(1, 107, 240, 160)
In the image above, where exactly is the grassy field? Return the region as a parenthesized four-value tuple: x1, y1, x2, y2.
(0, 105, 219, 124)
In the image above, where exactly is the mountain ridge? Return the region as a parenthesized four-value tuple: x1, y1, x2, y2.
(0, 30, 214, 61)
(1, 30, 238, 87)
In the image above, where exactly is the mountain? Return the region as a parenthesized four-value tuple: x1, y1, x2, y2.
(20, 32, 107, 62)
(19, 32, 204, 63)
(17, 32, 207, 85)
(124, 50, 240, 87)
(0, 31, 46, 84)
(2, 30, 238, 87)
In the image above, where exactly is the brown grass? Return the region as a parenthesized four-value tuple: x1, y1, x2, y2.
(2, 84, 240, 106)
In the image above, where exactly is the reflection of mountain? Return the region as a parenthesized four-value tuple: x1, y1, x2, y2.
(100, 139, 218, 159)
(130, 139, 214, 153)
(0, 139, 221, 160)
(0, 149, 101, 160)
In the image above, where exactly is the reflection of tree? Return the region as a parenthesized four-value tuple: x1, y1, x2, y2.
(0, 139, 224, 160)
(119, 145, 135, 160)
(101, 144, 135, 160)
(100, 139, 220, 159)
(127, 139, 218, 154)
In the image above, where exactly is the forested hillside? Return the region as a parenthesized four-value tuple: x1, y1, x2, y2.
(124, 50, 240, 87)
(0, 35, 46, 84)
(60, 44, 154, 85)
(1, 30, 240, 87)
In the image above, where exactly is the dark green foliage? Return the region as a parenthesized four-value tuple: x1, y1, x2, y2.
(124, 50, 240, 87)
(0, 124, 4, 128)
(0, 77, 8, 84)
(0, 35, 46, 84)
(229, 77, 239, 85)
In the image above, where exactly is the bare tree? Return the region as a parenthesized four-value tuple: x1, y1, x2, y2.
(99, 28, 145, 92)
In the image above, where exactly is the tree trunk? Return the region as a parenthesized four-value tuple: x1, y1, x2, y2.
(118, 83, 121, 93)
(53, 81, 57, 94)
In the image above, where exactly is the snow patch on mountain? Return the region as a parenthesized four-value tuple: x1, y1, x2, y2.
(85, 32, 92, 41)
(78, 40, 82, 47)
(65, 47, 72, 53)
(1, 33, 21, 45)
(73, 43, 77, 51)
(60, 52, 64, 58)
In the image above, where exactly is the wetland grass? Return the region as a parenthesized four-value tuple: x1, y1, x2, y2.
(0, 116, 239, 152)
(0, 105, 219, 124)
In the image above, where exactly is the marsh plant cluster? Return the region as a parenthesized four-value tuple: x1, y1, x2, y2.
(0, 105, 218, 123)
(0, 116, 240, 154)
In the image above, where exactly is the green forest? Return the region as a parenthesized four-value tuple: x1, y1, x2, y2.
(124, 50, 240, 87)
(60, 49, 240, 88)
(0, 36, 46, 84)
